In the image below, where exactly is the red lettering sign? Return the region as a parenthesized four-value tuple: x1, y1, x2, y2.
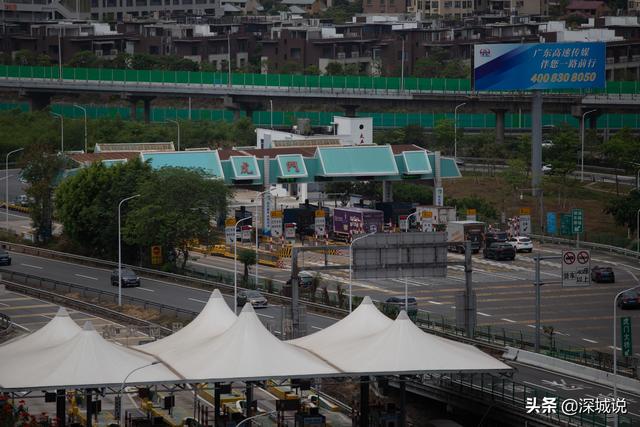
(286, 161, 299, 173)
(240, 161, 253, 175)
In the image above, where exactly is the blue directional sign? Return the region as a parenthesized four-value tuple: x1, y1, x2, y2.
(474, 42, 605, 91)
(547, 212, 557, 235)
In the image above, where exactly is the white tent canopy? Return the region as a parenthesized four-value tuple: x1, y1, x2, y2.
(137, 289, 236, 358)
(0, 307, 81, 358)
(297, 311, 511, 375)
(0, 322, 181, 391)
(289, 296, 392, 350)
(161, 304, 342, 382)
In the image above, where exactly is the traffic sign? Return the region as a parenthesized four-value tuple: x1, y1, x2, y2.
(314, 210, 326, 237)
(561, 249, 591, 287)
(270, 210, 283, 238)
(467, 209, 477, 221)
(622, 317, 633, 357)
(421, 210, 433, 232)
(547, 212, 557, 234)
(519, 207, 531, 215)
(399, 215, 409, 231)
(572, 208, 584, 233)
(560, 214, 573, 236)
(520, 215, 531, 235)
(150, 245, 162, 265)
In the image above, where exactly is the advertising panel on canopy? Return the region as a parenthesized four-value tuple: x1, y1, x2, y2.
(473, 42, 605, 91)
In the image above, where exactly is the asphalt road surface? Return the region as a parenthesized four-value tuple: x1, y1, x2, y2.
(189, 243, 640, 354)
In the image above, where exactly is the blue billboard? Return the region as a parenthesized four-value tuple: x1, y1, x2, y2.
(474, 42, 606, 91)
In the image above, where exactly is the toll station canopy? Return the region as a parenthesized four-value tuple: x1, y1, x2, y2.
(0, 290, 510, 391)
(66, 145, 461, 185)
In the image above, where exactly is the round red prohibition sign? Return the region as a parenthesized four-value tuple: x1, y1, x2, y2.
(563, 251, 576, 265)
(577, 251, 590, 264)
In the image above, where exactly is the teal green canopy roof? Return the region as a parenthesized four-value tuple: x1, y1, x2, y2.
(229, 156, 261, 180)
(402, 150, 432, 175)
(141, 151, 224, 178)
(99, 146, 461, 185)
(276, 154, 308, 179)
(316, 146, 398, 177)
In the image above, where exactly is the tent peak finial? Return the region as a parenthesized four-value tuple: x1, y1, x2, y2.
(55, 306, 70, 317)
(241, 303, 255, 314)
(82, 321, 95, 331)
(210, 289, 223, 299)
(360, 296, 373, 305)
(396, 310, 409, 321)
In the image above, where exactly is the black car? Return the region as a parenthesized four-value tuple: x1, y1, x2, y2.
(485, 231, 508, 247)
(237, 290, 268, 308)
(483, 242, 516, 261)
(617, 290, 640, 309)
(0, 249, 11, 266)
(591, 266, 615, 283)
(110, 268, 140, 288)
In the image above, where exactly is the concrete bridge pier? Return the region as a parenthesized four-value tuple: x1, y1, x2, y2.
(491, 108, 508, 144)
(124, 95, 155, 123)
(21, 90, 52, 111)
(223, 96, 263, 121)
(341, 104, 360, 118)
(382, 181, 393, 202)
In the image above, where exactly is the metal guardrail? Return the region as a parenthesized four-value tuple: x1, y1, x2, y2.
(1, 280, 174, 338)
(0, 269, 198, 319)
(532, 234, 640, 259)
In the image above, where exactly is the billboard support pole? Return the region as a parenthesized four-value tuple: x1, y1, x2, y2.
(464, 241, 475, 338)
(534, 252, 541, 353)
(531, 90, 542, 197)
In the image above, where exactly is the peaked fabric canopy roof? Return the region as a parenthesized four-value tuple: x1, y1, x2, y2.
(0, 322, 181, 391)
(297, 311, 510, 375)
(137, 289, 236, 359)
(290, 296, 392, 350)
(163, 304, 341, 382)
(0, 307, 81, 358)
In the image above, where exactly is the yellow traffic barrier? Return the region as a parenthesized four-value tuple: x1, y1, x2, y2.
(276, 245, 292, 258)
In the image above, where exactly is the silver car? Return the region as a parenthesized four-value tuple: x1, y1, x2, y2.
(237, 290, 268, 308)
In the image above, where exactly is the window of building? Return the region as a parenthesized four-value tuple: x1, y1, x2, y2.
(149, 46, 159, 54)
(291, 47, 301, 59)
(191, 45, 198, 55)
(444, 1, 452, 8)
(183, 0, 192, 4)
(454, 0, 460, 7)
(135, 0, 146, 6)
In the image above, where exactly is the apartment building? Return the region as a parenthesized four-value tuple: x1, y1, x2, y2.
(410, 0, 474, 19)
(89, 0, 223, 22)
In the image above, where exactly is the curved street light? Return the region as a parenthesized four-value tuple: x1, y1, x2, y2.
(118, 194, 140, 307)
(349, 231, 376, 312)
(117, 361, 160, 426)
(234, 215, 253, 314)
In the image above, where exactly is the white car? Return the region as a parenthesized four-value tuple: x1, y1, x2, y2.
(508, 236, 533, 253)
(542, 164, 553, 174)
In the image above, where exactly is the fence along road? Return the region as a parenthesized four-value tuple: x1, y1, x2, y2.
(2, 65, 639, 112)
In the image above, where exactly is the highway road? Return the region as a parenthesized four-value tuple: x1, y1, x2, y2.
(190, 243, 640, 354)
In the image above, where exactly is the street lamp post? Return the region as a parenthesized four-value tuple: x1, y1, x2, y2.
(580, 109, 596, 182)
(454, 102, 467, 160)
(612, 270, 640, 426)
(166, 119, 180, 151)
(5, 148, 23, 231)
(234, 216, 252, 314)
(73, 104, 88, 153)
(400, 37, 405, 92)
(117, 361, 159, 426)
(269, 99, 273, 130)
(118, 194, 140, 307)
(349, 231, 375, 312)
(227, 32, 232, 88)
(404, 211, 419, 232)
(51, 112, 64, 153)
